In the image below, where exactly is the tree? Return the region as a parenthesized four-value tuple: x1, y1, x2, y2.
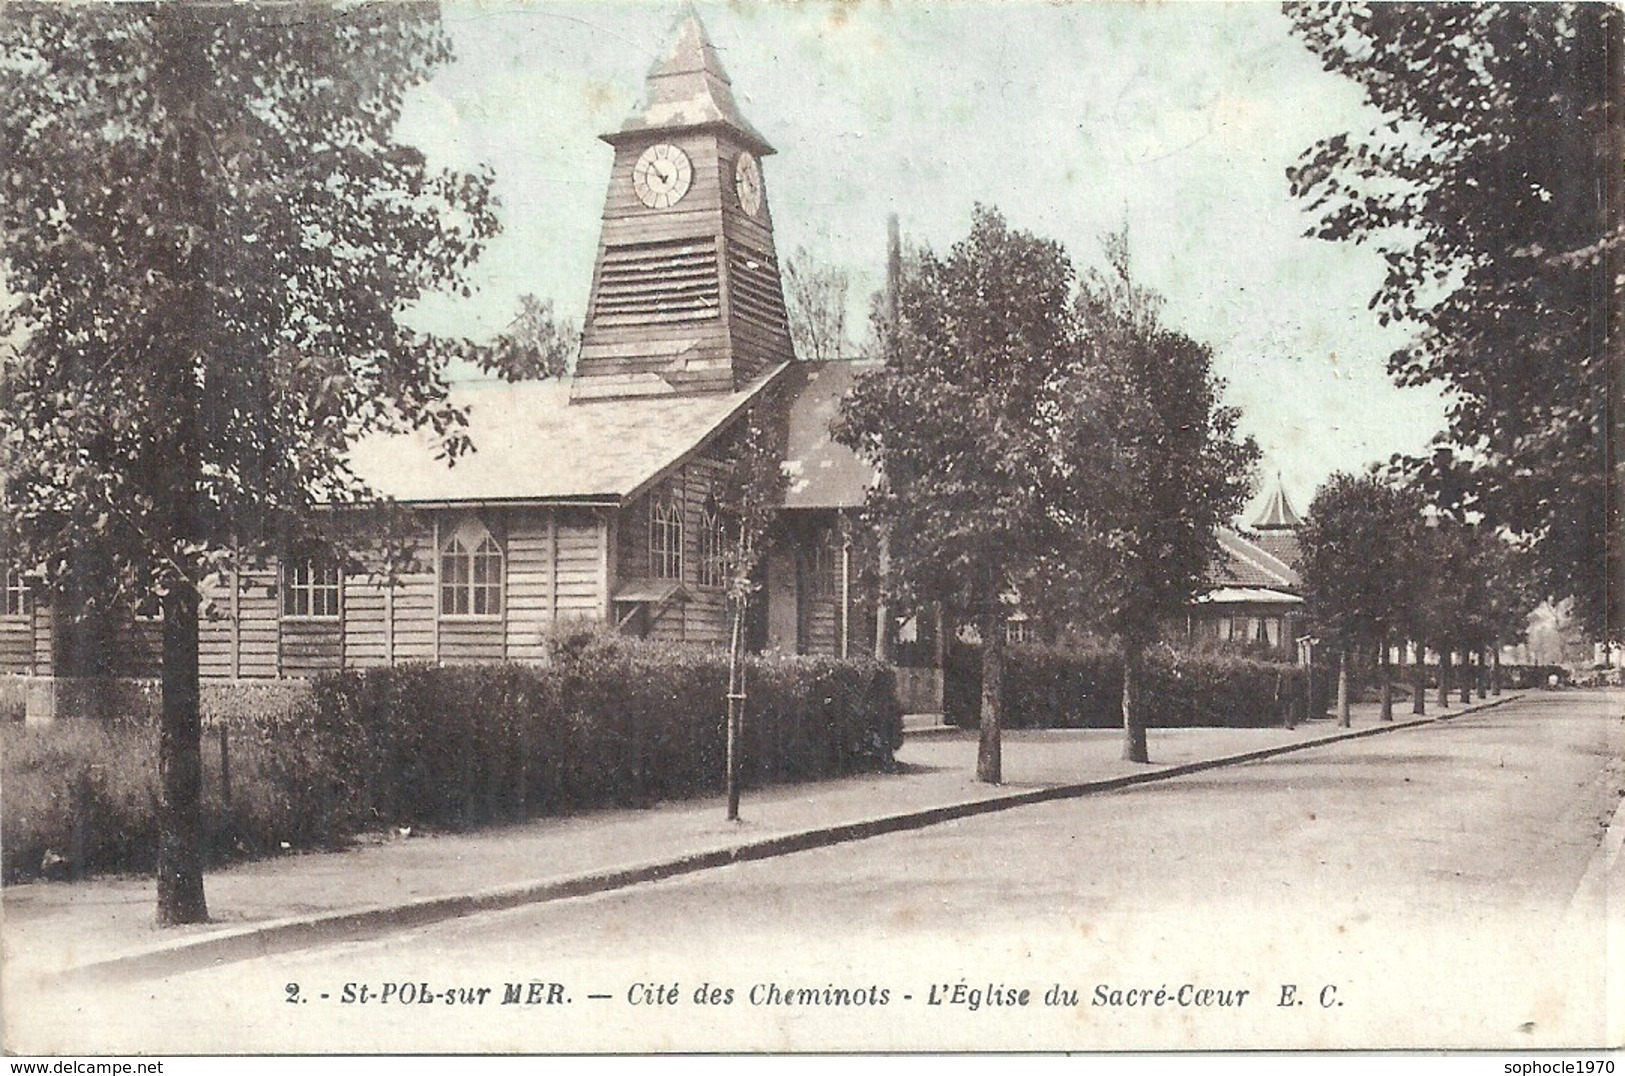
(835, 206, 1079, 783)
(1285, 3, 1622, 639)
(783, 248, 850, 363)
(0, 4, 497, 924)
(478, 294, 576, 382)
(710, 390, 787, 821)
(1298, 471, 1425, 726)
(1035, 235, 1258, 762)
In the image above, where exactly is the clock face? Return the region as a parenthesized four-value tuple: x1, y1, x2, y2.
(735, 151, 763, 217)
(632, 143, 692, 209)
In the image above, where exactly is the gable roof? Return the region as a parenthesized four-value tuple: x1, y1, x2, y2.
(779, 360, 880, 509)
(1249, 529, 1301, 573)
(604, 5, 774, 156)
(1211, 529, 1300, 591)
(348, 365, 785, 507)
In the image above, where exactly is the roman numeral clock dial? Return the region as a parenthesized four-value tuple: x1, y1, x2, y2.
(632, 142, 693, 209)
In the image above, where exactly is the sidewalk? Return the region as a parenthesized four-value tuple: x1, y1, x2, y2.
(2, 694, 1521, 985)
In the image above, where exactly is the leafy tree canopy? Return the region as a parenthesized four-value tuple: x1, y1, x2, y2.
(477, 293, 576, 382)
(1285, 2, 1621, 637)
(1035, 234, 1259, 650)
(1298, 470, 1425, 647)
(0, 1, 498, 608)
(0, 0, 498, 925)
(834, 205, 1077, 627)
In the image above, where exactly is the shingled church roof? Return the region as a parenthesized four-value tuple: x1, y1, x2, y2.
(347, 365, 785, 507)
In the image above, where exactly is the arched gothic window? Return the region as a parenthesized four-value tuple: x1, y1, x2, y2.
(441, 520, 503, 617)
(650, 495, 683, 581)
(698, 506, 727, 589)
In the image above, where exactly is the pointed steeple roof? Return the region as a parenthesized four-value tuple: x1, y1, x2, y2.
(604, 5, 774, 155)
(1252, 474, 1302, 531)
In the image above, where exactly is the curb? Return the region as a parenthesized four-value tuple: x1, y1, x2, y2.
(62, 693, 1524, 985)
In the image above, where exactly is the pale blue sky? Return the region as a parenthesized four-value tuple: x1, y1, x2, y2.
(401, 0, 1449, 523)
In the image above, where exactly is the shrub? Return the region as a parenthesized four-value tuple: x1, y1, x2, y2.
(2, 633, 901, 882)
(302, 629, 903, 833)
(944, 641, 1330, 729)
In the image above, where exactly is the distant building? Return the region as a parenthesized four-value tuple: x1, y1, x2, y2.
(1187, 477, 1305, 660)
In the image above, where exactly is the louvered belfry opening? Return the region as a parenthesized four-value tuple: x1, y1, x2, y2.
(593, 239, 722, 328)
(727, 242, 788, 336)
(571, 7, 795, 403)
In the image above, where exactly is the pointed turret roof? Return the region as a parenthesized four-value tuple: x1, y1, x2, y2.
(1252, 474, 1302, 531)
(604, 5, 774, 155)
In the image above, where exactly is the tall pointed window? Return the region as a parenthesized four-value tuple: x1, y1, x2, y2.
(281, 560, 341, 619)
(650, 494, 684, 581)
(441, 521, 504, 617)
(698, 505, 727, 589)
(2, 567, 26, 617)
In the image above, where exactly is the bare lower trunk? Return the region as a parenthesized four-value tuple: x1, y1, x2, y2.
(1122, 643, 1149, 763)
(1491, 647, 1502, 696)
(1459, 646, 1471, 704)
(1380, 638, 1394, 722)
(976, 621, 1003, 783)
(1336, 647, 1351, 728)
(726, 594, 746, 820)
(1477, 647, 1488, 699)
(1412, 641, 1426, 715)
(157, 584, 208, 926)
(1438, 646, 1452, 709)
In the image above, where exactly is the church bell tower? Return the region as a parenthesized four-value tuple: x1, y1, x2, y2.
(572, 7, 795, 402)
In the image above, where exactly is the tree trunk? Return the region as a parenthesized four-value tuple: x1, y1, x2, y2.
(1336, 647, 1351, 728)
(1122, 643, 1149, 763)
(1459, 646, 1471, 704)
(1412, 640, 1426, 715)
(976, 620, 1003, 783)
(1380, 637, 1394, 721)
(726, 594, 746, 820)
(1477, 647, 1488, 699)
(153, 3, 211, 929)
(1438, 645, 1452, 709)
(157, 584, 208, 926)
(873, 531, 892, 663)
(1491, 646, 1502, 696)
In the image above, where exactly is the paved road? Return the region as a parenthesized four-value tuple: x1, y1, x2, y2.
(10, 691, 1622, 1054)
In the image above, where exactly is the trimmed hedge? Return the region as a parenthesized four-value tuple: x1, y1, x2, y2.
(2, 631, 901, 883)
(944, 642, 1331, 729)
(297, 631, 901, 836)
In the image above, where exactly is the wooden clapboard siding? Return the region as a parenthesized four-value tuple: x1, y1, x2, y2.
(391, 573, 437, 661)
(280, 618, 342, 676)
(343, 575, 390, 668)
(505, 509, 555, 662)
(804, 597, 838, 657)
(237, 569, 279, 678)
(555, 512, 605, 620)
(32, 604, 53, 675)
(124, 620, 163, 677)
(198, 572, 237, 679)
(439, 619, 503, 664)
(0, 620, 32, 674)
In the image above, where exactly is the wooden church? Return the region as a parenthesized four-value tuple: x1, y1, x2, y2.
(1, 8, 877, 712)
